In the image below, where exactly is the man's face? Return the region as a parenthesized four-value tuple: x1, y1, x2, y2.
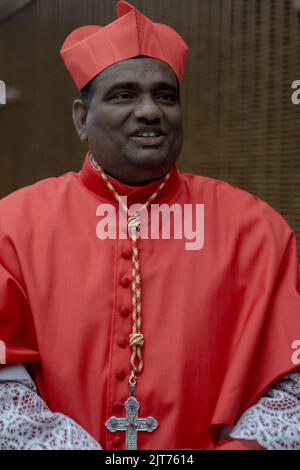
(73, 57, 183, 185)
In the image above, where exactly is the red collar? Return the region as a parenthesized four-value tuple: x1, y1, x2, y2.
(79, 152, 181, 206)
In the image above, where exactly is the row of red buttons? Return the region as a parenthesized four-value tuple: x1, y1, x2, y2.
(118, 250, 132, 370)
(111, 399, 127, 448)
(119, 261, 131, 354)
(110, 248, 133, 448)
(121, 248, 132, 259)
(120, 276, 131, 287)
(120, 249, 132, 288)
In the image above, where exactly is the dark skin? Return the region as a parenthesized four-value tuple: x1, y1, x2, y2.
(72, 57, 183, 185)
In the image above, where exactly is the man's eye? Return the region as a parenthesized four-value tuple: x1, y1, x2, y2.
(156, 93, 176, 103)
(112, 92, 133, 101)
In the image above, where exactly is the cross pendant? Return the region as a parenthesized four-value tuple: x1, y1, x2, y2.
(105, 387, 158, 450)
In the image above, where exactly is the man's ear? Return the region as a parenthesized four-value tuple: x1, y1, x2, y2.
(72, 99, 88, 142)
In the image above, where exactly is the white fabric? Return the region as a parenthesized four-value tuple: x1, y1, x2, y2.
(0, 365, 101, 450)
(1, 365, 300, 449)
(0, 364, 34, 387)
(229, 372, 300, 450)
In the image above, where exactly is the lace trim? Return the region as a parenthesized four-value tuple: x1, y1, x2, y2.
(3, 370, 300, 450)
(229, 373, 300, 450)
(0, 382, 101, 450)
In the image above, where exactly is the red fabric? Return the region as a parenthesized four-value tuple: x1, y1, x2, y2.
(0, 152, 300, 450)
(60, 1, 189, 90)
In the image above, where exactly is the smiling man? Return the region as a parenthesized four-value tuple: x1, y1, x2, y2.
(73, 57, 183, 185)
(0, 1, 300, 451)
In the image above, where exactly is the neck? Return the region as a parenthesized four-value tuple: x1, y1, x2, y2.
(106, 171, 166, 187)
(90, 154, 169, 187)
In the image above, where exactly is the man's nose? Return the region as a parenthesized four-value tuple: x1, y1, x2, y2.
(133, 95, 162, 121)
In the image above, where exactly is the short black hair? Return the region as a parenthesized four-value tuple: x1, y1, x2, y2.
(80, 78, 95, 108)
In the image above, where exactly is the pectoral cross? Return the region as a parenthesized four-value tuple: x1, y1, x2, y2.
(105, 386, 158, 450)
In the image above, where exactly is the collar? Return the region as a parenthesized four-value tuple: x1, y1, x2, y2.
(79, 152, 181, 206)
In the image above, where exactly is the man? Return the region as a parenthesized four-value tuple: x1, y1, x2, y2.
(0, 1, 300, 450)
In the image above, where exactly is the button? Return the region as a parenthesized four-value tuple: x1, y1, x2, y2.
(120, 276, 131, 287)
(120, 307, 131, 318)
(112, 436, 123, 448)
(113, 402, 124, 413)
(116, 369, 126, 381)
(117, 337, 128, 348)
(122, 249, 132, 259)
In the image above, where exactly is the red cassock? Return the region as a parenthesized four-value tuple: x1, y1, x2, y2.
(0, 152, 300, 450)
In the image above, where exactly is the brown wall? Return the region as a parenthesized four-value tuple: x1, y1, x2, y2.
(0, 0, 300, 253)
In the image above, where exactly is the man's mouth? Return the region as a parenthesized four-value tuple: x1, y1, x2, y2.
(129, 127, 167, 147)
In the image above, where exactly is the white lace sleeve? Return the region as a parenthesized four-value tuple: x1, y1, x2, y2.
(0, 366, 101, 450)
(229, 372, 300, 450)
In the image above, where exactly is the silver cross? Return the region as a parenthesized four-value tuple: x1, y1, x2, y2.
(105, 395, 158, 450)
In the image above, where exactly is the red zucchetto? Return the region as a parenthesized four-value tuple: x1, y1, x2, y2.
(60, 0, 189, 91)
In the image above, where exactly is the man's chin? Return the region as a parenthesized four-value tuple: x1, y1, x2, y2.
(126, 150, 172, 170)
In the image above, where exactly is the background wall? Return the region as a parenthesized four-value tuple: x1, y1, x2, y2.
(0, 0, 299, 252)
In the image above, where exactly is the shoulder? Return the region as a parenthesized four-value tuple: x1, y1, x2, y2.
(0, 171, 78, 216)
(0, 172, 80, 237)
(179, 171, 294, 241)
